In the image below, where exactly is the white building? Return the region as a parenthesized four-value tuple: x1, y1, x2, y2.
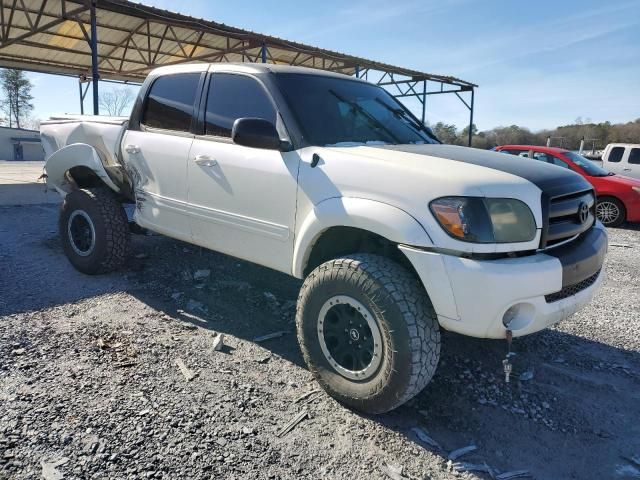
(0, 126, 44, 161)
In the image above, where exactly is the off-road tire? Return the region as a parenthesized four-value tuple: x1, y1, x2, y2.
(59, 188, 130, 274)
(296, 254, 440, 414)
(596, 196, 626, 228)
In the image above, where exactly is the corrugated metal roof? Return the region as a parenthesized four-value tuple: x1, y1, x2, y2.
(0, 0, 476, 88)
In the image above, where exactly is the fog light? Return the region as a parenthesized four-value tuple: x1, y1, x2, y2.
(501, 303, 535, 331)
(502, 305, 519, 328)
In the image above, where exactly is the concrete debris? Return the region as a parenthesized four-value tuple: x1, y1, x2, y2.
(276, 410, 308, 437)
(193, 269, 211, 280)
(175, 358, 198, 381)
(380, 463, 408, 480)
(294, 389, 320, 403)
(495, 469, 532, 479)
(411, 426, 441, 450)
(448, 444, 477, 461)
(212, 333, 224, 351)
(11, 347, 25, 355)
(253, 331, 288, 343)
(96, 338, 108, 350)
(41, 458, 67, 480)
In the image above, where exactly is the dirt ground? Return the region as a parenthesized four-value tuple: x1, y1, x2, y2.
(1, 198, 639, 480)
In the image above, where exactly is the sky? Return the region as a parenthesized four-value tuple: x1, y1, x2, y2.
(25, 0, 640, 132)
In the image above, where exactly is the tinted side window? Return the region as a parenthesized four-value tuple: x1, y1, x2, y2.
(142, 73, 200, 132)
(628, 148, 640, 165)
(205, 73, 276, 137)
(531, 151, 569, 168)
(608, 147, 625, 163)
(501, 149, 530, 157)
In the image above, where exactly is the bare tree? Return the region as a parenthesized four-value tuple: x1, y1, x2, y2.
(99, 87, 134, 116)
(0, 69, 34, 128)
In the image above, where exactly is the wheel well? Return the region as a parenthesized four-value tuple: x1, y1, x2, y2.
(65, 166, 105, 190)
(303, 226, 419, 278)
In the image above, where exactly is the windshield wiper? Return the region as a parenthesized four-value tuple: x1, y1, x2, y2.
(374, 98, 439, 143)
(328, 90, 401, 144)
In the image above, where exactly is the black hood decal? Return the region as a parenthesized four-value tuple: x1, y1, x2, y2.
(376, 144, 591, 198)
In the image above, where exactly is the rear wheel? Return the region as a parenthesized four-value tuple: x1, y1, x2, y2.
(59, 188, 130, 274)
(296, 254, 440, 414)
(596, 196, 625, 227)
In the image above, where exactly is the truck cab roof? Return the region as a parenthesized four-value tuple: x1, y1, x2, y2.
(148, 62, 363, 82)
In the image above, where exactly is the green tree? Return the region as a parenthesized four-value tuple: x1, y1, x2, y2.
(0, 69, 34, 128)
(431, 122, 458, 144)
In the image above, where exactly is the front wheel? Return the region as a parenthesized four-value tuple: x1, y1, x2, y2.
(596, 196, 626, 227)
(59, 188, 131, 274)
(296, 254, 440, 414)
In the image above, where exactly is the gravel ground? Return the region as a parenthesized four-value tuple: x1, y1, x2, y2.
(1, 203, 639, 480)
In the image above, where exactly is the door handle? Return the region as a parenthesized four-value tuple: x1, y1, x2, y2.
(194, 155, 217, 167)
(125, 144, 140, 154)
(623, 167, 632, 171)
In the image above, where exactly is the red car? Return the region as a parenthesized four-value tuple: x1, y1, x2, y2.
(495, 145, 640, 227)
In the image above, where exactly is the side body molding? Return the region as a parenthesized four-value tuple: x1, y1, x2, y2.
(44, 143, 120, 195)
(292, 197, 433, 278)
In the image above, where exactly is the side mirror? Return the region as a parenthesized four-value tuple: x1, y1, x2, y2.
(232, 118, 282, 150)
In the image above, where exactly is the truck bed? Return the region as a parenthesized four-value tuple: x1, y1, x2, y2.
(40, 114, 131, 196)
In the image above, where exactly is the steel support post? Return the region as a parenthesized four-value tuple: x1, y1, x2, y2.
(261, 42, 267, 63)
(421, 80, 426, 125)
(90, 0, 99, 114)
(78, 80, 84, 114)
(468, 88, 474, 147)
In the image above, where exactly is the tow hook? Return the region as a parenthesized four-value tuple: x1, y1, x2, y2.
(502, 329, 515, 383)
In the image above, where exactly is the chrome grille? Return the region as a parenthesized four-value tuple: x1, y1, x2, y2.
(542, 189, 595, 248)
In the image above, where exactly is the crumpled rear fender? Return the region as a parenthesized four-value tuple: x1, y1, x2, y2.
(45, 143, 120, 195)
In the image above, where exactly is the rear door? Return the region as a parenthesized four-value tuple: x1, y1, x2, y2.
(623, 147, 640, 180)
(122, 70, 204, 241)
(186, 71, 300, 273)
(603, 146, 626, 176)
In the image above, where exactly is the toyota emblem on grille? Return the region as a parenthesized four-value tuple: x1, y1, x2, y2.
(578, 202, 589, 224)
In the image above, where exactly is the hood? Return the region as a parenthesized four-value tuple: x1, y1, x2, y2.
(375, 144, 592, 198)
(298, 143, 596, 253)
(606, 173, 640, 187)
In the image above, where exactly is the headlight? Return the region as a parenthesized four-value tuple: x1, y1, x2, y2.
(430, 197, 537, 243)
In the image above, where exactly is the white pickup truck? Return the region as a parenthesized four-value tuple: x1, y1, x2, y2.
(41, 63, 607, 413)
(590, 143, 640, 180)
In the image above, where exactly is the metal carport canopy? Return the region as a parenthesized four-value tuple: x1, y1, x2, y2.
(0, 0, 477, 143)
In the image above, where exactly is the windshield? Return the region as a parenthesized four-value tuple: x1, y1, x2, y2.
(564, 151, 611, 177)
(274, 73, 439, 147)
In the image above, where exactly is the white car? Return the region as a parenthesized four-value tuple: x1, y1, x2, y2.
(41, 63, 607, 413)
(591, 143, 640, 180)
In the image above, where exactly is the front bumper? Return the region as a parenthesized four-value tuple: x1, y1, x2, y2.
(400, 222, 608, 339)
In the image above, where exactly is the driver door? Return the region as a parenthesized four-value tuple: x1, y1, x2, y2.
(186, 72, 300, 274)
